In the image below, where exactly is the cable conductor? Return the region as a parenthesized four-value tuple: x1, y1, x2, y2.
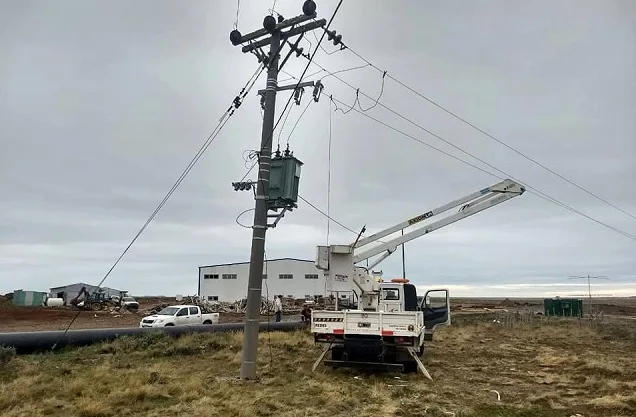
(338, 43, 636, 222)
(52, 63, 265, 350)
(325, 91, 636, 242)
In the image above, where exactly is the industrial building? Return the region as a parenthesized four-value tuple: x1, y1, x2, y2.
(198, 258, 326, 302)
(49, 282, 125, 306)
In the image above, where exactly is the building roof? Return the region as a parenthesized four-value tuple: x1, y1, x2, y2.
(199, 257, 313, 269)
(49, 282, 124, 292)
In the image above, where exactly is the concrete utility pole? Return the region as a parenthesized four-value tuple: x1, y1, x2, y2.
(228, 0, 335, 380)
(569, 274, 610, 300)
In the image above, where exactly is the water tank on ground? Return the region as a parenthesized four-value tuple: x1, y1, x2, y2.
(45, 298, 64, 307)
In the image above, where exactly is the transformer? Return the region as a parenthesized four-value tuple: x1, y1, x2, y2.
(268, 150, 303, 211)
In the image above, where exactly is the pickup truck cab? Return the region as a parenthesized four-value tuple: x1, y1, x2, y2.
(139, 305, 219, 328)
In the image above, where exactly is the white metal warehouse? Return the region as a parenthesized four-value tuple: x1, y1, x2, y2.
(198, 258, 326, 302)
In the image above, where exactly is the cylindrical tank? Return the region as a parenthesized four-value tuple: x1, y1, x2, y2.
(45, 298, 64, 307)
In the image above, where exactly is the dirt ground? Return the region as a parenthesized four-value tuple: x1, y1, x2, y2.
(0, 297, 297, 332)
(451, 297, 636, 317)
(1, 296, 635, 333)
(1, 314, 635, 416)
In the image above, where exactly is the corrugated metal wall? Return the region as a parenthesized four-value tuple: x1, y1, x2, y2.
(12, 291, 47, 306)
(199, 259, 327, 302)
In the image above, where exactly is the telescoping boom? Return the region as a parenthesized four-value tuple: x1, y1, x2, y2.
(351, 178, 525, 269)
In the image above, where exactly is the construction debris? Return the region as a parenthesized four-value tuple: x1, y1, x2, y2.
(142, 295, 332, 317)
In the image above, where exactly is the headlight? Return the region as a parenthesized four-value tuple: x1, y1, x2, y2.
(155, 319, 164, 323)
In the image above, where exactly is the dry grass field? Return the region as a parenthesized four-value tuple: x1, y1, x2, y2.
(1, 314, 635, 417)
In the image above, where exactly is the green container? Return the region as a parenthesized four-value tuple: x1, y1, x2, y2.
(12, 290, 47, 306)
(12, 290, 26, 306)
(268, 153, 303, 210)
(544, 298, 583, 317)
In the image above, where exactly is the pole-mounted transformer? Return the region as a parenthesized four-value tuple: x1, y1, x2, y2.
(268, 145, 303, 211)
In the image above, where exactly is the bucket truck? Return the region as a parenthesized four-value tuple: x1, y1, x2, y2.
(310, 179, 526, 378)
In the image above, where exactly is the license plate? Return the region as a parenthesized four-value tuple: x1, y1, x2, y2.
(357, 322, 371, 328)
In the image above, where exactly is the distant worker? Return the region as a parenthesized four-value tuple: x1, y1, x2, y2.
(301, 304, 312, 323)
(274, 295, 282, 322)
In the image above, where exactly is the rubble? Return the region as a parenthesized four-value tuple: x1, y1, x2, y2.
(142, 295, 334, 317)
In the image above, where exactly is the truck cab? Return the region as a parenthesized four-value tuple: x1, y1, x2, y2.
(379, 281, 451, 339)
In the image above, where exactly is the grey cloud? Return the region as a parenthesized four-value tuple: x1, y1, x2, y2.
(1, 0, 634, 297)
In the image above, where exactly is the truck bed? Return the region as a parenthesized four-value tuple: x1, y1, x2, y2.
(311, 309, 423, 338)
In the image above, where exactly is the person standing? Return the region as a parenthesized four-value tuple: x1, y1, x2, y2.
(274, 295, 282, 322)
(301, 304, 312, 323)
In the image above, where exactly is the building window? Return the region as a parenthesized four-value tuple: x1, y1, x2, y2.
(207, 296, 219, 301)
(222, 274, 237, 280)
(305, 274, 319, 279)
(279, 274, 293, 279)
(262, 274, 267, 280)
(203, 274, 219, 279)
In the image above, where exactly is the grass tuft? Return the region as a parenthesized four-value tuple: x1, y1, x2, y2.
(0, 316, 635, 416)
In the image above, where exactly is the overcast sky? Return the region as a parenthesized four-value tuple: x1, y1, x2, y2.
(1, 0, 635, 298)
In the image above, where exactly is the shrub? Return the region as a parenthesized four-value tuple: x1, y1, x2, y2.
(0, 345, 16, 365)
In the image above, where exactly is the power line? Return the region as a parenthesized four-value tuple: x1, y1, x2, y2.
(233, 0, 241, 29)
(286, 98, 312, 146)
(569, 274, 610, 300)
(295, 56, 636, 242)
(326, 92, 636, 242)
(52, 64, 265, 349)
(276, 101, 294, 148)
(339, 44, 636, 222)
(326, 98, 332, 245)
(241, 62, 371, 179)
(239, 16, 365, 182)
(299, 195, 358, 235)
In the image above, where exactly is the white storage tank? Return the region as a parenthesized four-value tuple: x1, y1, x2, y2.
(45, 298, 64, 307)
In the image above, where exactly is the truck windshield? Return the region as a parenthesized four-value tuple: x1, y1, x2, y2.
(157, 307, 179, 316)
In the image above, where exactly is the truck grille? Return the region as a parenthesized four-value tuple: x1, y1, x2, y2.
(142, 319, 154, 324)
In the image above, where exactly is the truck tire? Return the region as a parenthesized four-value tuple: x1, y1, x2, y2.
(403, 360, 418, 374)
(164, 323, 175, 327)
(202, 320, 212, 324)
(331, 346, 344, 361)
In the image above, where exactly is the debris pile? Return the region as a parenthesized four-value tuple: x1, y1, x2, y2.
(142, 295, 331, 317)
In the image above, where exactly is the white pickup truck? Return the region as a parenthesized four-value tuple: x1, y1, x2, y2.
(139, 305, 219, 328)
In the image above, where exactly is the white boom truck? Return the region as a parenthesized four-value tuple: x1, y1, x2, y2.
(310, 179, 525, 378)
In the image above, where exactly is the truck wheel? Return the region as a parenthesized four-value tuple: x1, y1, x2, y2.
(164, 323, 175, 327)
(91, 302, 102, 311)
(403, 360, 418, 374)
(331, 346, 344, 361)
(202, 320, 212, 324)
